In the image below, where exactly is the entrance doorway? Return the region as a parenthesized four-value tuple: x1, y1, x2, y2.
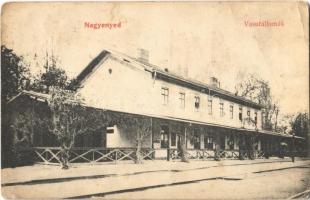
(160, 125, 169, 148)
(171, 131, 177, 148)
(220, 134, 226, 150)
(194, 129, 201, 149)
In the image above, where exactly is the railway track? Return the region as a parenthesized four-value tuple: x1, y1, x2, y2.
(287, 189, 310, 199)
(67, 163, 310, 199)
(2, 159, 298, 187)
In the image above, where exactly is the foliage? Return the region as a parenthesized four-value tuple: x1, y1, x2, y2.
(30, 53, 80, 93)
(276, 114, 294, 134)
(286, 112, 309, 156)
(115, 114, 152, 164)
(46, 88, 152, 166)
(9, 113, 37, 166)
(242, 116, 258, 130)
(66, 78, 81, 91)
(1, 45, 30, 103)
(47, 87, 114, 168)
(2, 46, 150, 167)
(1, 46, 83, 167)
(291, 112, 309, 138)
(235, 74, 280, 131)
(1, 45, 31, 168)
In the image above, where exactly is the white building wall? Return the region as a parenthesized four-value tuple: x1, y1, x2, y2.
(78, 55, 262, 132)
(106, 125, 152, 148)
(106, 125, 130, 148)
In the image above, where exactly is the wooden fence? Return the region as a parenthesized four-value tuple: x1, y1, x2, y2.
(168, 148, 266, 160)
(33, 147, 299, 165)
(33, 147, 155, 164)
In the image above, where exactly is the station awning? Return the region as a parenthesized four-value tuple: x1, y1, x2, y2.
(100, 108, 294, 139)
(13, 91, 300, 140)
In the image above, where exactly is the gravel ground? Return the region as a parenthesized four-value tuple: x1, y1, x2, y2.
(1, 158, 309, 199)
(102, 167, 310, 199)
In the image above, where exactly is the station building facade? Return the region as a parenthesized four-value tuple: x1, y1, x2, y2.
(73, 49, 292, 160)
(8, 49, 296, 163)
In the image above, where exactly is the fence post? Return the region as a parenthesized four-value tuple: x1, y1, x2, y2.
(167, 148, 170, 161)
(115, 149, 118, 164)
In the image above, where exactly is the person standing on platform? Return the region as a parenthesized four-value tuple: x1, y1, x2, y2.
(291, 133, 295, 163)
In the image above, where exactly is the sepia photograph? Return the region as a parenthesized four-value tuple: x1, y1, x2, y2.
(1, 1, 309, 199)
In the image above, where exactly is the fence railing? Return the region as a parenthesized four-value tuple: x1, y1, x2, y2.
(168, 149, 267, 161)
(33, 147, 305, 164)
(168, 149, 215, 160)
(33, 147, 155, 164)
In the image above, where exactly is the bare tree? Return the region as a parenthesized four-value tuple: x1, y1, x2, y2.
(235, 74, 280, 131)
(47, 89, 153, 166)
(134, 118, 152, 164)
(242, 116, 258, 130)
(276, 114, 295, 134)
(47, 87, 114, 169)
(116, 114, 152, 164)
(178, 128, 189, 162)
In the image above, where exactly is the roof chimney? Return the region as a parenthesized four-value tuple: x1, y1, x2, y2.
(209, 77, 220, 88)
(137, 48, 149, 63)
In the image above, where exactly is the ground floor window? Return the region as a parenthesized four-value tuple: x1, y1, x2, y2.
(193, 129, 201, 149)
(220, 135, 226, 150)
(254, 137, 261, 150)
(171, 132, 177, 147)
(227, 134, 234, 150)
(160, 125, 169, 148)
(204, 135, 214, 150)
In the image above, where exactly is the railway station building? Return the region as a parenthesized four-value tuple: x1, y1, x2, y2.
(8, 49, 300, 164)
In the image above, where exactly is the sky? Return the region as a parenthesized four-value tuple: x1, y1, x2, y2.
(1, 2, 309, 115)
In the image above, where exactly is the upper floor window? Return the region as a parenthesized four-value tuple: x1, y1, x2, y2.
(229, 104, 234, 119)
(194, 96, 200, 109)
(254, 111, 258, 125)
(161, 87, 169, 105)
(239, 106, 243, 121)
(207, 98, 213, 115)
(179, 92, 185, 108)
(219, 101, 224, 117)
(262, 110, 267, 125)
(247, 109, 251, 122)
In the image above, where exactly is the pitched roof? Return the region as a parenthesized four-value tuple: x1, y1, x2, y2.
(76, 50, 110, 85)
(76, 49, 264, 109)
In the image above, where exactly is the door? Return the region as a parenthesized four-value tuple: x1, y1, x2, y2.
(194, 129, 200, 149)
(160, 125, 169, 149)
(220, 134, 226, 150)
(170, 131, 177, 148)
